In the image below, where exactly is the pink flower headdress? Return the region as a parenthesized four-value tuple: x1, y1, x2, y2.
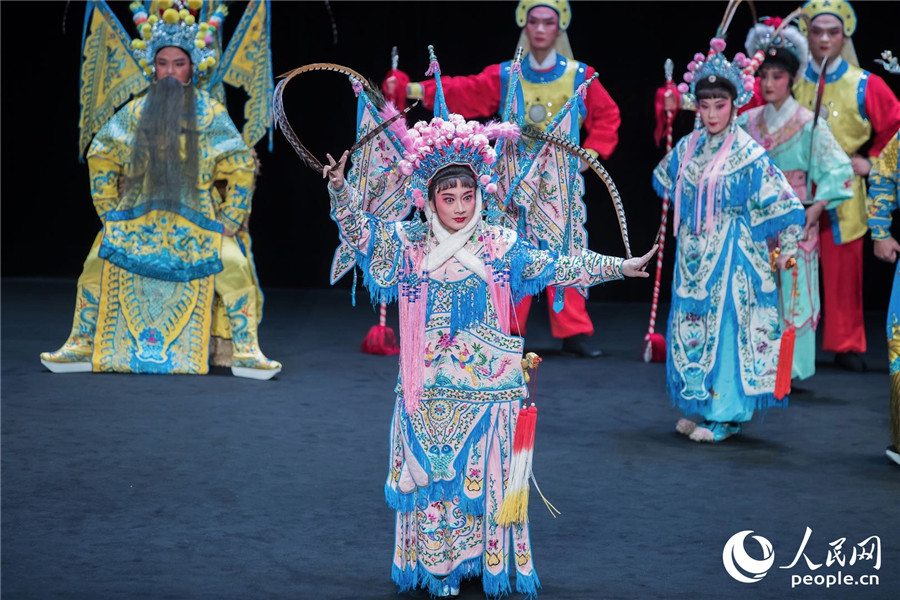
(394, 46, 520, 211)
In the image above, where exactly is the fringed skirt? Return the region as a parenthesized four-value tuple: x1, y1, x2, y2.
(385, 396, 540, 598)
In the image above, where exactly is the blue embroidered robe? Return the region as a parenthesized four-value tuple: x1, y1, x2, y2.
(653, 127, 805, 421)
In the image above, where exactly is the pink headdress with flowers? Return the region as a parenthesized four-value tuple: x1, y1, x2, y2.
(395, 46, 520, 212)
(398, 115, 520, 210)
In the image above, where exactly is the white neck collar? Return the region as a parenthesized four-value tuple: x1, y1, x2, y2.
(528, 49, 558, 71)
(763, 96, 799, 132)
(810, 55, 843, 75)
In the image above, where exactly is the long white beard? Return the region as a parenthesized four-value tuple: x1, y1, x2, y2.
(424, 189, 487, 280)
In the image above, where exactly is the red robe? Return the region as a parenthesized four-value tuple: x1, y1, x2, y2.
(385, 59, 621, 160)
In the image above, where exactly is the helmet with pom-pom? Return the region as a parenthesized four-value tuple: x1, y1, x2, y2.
(129, 0, 226, 81)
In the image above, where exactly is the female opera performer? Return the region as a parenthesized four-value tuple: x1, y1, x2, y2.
(322, 114, 654, 596)
(652, 36, 806, 443)
(739, 18, 853, 382)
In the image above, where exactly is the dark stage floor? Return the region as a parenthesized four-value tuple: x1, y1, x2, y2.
(2, 278, 898, 600)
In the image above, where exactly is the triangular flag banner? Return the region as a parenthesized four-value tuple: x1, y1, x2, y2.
(330, 88, 411, 284)
(509, 96, 589, 301)
(78, 0, 147, 157)
(493, 56, 526, 226)
(215, 0, 274, 148)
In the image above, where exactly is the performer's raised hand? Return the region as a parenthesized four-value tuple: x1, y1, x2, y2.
(381, 69, 410, 109)
(663, 89, 679, 113)
(850, 154, 872, 177)
(384, 75, 398, 98)
(622, 244, 658, 278)
(323, 150, 349, 189)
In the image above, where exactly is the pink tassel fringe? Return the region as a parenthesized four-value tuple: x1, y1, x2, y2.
(673, 130, 702, 237)
(697, 132, 734, 233)
(399, 245, 428, 415)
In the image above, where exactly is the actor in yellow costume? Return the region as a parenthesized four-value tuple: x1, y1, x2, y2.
(40, 0, 280, 379)
(793, 0, 900, 372)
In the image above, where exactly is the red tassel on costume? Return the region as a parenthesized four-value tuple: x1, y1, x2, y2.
(496, 353, 559, 525)
(774, 262, 798, 401)
(774, 326, 795, 400)
(496, 404, 535, 526)
(512, 405, 529, 453)
(361, 300, 400, 355)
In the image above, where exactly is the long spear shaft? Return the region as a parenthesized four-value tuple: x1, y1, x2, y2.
(644, 58, 674, 363)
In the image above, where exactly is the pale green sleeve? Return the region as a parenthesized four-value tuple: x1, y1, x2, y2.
(808, 118, 854, 210)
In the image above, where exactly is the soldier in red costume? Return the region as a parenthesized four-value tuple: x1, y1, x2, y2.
(384, 0, 621, 358)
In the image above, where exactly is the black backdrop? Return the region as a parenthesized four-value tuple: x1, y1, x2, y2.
(2, 1, 897, 306)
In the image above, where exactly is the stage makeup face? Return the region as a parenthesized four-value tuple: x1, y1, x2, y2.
(155, 46, 192, 85)
(759, 66, 793, 109)
(431, 181, 477, 233)
(808, 14, 844, 63)
(699, 96, 734, 135)
(525, 6, 560, 53)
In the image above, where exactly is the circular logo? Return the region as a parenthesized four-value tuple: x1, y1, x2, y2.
(722, 530, 775, 583)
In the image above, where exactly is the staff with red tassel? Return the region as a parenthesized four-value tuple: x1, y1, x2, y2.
(644, 58, 675, 363)
(361, 299, 401, 355)
(361, 46, 404, 357)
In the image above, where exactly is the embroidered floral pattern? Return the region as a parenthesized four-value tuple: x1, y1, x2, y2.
(330, 160, 618, 594)
(654, 127, 805, 414)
